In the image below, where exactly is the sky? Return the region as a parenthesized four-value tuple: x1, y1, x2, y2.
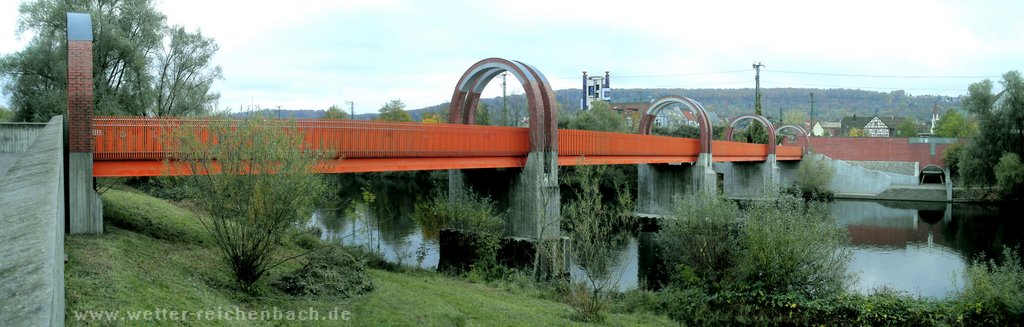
(2, 0, 1023, 114)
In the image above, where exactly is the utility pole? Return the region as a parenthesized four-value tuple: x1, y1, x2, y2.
(346, 101, 354, 120)
(276, 105, 282, 119)
(753, 62, 764, 116)
(809, 92, 815, 121)
(501, 72, 508, 126)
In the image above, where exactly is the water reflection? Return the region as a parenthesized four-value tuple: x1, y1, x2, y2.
(835, 200, 1023, 298)
(313, 173, 441, 269)
(312, 173, 1023, 298)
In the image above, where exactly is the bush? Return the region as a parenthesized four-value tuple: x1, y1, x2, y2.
(413, 188, 504, 236)
(126, 176, 192, 201)
(791, 155, 836, 200)
(657, 193, 743, 290)
(415, 189, 505, 278)
(995, 152, 1024, 199)
(273, 246, 375, 298)
(738, 196, 851, 296)
(955, 248, 1024, 325)
(175, 118, 328, 290)
(944, 143, 964, 178)
(560, 165, 637, 322)
(656, 195, 850, 297)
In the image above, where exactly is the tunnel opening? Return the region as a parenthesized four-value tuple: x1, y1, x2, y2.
(919, 165, 945, 185)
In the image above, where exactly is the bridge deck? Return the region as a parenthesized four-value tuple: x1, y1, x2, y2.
(90, 117, 801, 177)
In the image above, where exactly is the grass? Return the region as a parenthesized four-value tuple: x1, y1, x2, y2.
(65, 188, 674, 326)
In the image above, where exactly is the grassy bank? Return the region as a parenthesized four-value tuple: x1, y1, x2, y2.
(65, 188, 673, 326)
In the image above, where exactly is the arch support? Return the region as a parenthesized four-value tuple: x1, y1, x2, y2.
(637, 96, 713, 154)
(635, 96, 717, 215)
(724, 114, 777, 154)
(447, 58, 560, 241)
(775, 124, 810, 152)
(718, 114, 780, 198)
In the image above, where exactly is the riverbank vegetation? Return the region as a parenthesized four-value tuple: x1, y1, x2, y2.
(67, 187, 673, 326)
(949, 71, 1024, 200)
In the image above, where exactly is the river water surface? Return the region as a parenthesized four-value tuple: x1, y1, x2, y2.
(313, 176, 1022, 298)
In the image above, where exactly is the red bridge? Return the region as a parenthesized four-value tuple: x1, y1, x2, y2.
(90, 117, 803, 177)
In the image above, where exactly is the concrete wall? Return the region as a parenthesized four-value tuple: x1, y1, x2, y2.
(0, 116, 65, 326)
(844, 160, 919, 176)
(811, 153, 917, 196)
(68, 153, 103, 234)
(0, 123, 46, 153)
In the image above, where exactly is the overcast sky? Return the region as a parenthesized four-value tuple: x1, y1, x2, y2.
(2, 0, 1023, 114)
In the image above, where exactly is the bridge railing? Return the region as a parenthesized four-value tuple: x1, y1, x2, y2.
(93, 117, 532, 160)
(92, 117, 801, 163)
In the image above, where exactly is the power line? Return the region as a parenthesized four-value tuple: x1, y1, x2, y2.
(549, 69, 748, 80)
(768, 69, 998, 79)
(771, 81, 967, 92)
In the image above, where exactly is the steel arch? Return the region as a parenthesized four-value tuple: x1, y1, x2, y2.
(775, 124, 809, 151)
(449, 58, 558, 154)
(723, 114, 777, 155)
(637, 96, 713, 154)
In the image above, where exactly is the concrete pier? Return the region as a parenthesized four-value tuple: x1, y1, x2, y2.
(637, 152, 717, 215)
(717, 154, 780, 199)
(449, 151, 560, 239)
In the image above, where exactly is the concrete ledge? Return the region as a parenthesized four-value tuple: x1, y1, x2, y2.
(0, 116, 65, 326)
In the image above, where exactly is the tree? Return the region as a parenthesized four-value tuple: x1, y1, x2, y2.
(376, 99, 411, 122)
(783, 110, 810, 126)
(152, 26, 222, 116)
(896, 117, 919, 137)
(0, 0, 221, 120)
(420, 113, 442, 124)
(0, 105, 12, 121)
(848, 127, 863, 137)
(324, 104, 349, 119)
(568, 101, 626, 132)
(475, 103, 491, 126)
(934, 109, 976, 138)
(175, 117, 328, 289)
(958, 71, 1024, 186)
(561, 165, 635, 322)
(994, 152, 1024, 199)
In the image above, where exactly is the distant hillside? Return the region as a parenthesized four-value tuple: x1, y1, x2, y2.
(409, 88, 963, 124)
(229, 109, 376, 120)
(242, 88, 963, 124)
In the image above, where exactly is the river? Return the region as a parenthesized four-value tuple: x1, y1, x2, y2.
(312, 174, 1023, 298)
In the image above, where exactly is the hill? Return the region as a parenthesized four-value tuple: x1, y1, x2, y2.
(409, 88, 962, 124)
(231, 88, 963, 124)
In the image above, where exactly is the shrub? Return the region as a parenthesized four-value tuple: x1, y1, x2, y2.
(955, 248, 1024, 325)
(560, 165, 636, 322)
(175, 118, 328, 290)
(657, 193, 744, 290)
(995, 152, 1024, 199)
(413, 188, 504, 236)
(415, 189, 505, 277)
(656, 194, 851, 297)
(737, 196, 851, 296)
(273, 246, 375, 297)
(944, 143, 964, 178)
(562, 282, 608, 323)
(791, 155, 836, 200)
